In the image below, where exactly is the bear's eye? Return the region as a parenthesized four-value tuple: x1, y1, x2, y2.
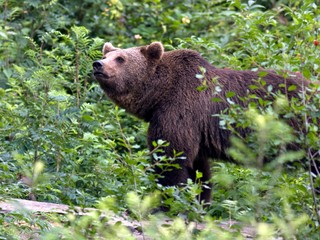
(115, 56, 125, 64)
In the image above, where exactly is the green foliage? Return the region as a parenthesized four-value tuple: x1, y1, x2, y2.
(0, 0, 319, 239)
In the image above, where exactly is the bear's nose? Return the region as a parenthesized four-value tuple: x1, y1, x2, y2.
(93, 60, 103, 71)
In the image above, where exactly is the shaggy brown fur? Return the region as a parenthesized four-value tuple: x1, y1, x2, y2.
(93, 42, 313, 203)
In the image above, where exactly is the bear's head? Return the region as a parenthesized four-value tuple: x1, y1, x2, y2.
(93, 42, 164, 96)
(93, 42, 165, 119)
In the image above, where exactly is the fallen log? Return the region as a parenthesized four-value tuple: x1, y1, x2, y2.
(0, 198, 94, 215)
(0, 198, 259, 239)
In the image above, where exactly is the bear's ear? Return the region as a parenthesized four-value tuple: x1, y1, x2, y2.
(141, 42, 164, 61)
(102, 42, 119, 55)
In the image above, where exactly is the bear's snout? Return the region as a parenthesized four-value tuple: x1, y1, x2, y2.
(93, 60, 103, 71)
(93, 60, 109, 79)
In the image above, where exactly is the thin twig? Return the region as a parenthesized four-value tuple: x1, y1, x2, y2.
(308, 151, 320, 223)
(75, 41, 80, 108)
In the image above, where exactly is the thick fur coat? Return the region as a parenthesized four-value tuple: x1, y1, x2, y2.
(93, 42, 312, 203)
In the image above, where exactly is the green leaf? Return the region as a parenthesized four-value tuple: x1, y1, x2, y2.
(152, 141, 158, 147)
(258, 71, 268, 77)
(302, 69, 311, 79)
(197, 85, 208, 91)
(196, 170, 203, 180)
(249, 85, 259, 90)
(226, 91, 236, 98)
(288, 85, 297, 91)
(211, 97, 222, 102)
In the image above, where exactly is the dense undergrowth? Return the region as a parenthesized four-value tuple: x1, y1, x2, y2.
(0, 0, 319, 239)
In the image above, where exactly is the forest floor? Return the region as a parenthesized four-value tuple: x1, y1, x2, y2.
(0, 198, 276, 239)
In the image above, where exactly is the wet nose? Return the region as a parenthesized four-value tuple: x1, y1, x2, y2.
(93, 60, 103, 71)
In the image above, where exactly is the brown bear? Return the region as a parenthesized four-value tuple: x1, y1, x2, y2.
(93, 42, 317, 203)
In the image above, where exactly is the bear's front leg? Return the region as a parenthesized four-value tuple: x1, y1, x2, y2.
(147, 119, 211, 204)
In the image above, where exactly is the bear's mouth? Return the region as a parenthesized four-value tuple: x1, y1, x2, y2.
(93, 71, 110, 80)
